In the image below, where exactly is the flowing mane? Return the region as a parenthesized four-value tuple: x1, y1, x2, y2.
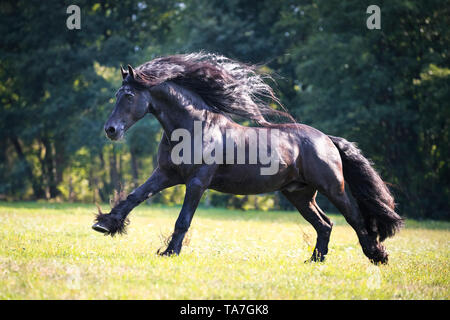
(127, 52, 295, 126)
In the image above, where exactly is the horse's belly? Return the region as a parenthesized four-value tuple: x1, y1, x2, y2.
(209, 165, 297, 195)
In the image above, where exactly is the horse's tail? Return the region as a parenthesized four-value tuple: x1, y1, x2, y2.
(328, 135, 404, 242)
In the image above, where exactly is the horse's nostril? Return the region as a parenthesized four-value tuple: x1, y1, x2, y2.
(106, 126, 116, 135)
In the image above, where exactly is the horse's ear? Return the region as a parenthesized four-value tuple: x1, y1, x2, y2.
(127, 65, 136, 79)
(120, 65, 128, 79)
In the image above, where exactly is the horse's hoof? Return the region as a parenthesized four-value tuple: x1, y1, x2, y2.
(304, 255, 325, 263)
(157, 248, 178, 257)
(92, 223, 110, 234)
(371, 256, 389, 265)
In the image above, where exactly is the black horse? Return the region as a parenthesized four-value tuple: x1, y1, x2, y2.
(93, 53, 403, 264)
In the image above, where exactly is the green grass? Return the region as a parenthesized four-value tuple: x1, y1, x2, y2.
(0, 202, 448, 299)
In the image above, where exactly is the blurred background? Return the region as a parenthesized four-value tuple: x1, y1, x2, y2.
(0, 0, 448, 219)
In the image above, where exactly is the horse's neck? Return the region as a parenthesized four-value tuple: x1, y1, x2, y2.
(151, 82, 236, 137)
(150, 82, 213, 137)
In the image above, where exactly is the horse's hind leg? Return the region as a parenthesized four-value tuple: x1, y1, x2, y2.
(282, 188, 333, 262)
(313, 201, 333, 228)
(323, 187, 388, 264)
(301, 139, 388, 264)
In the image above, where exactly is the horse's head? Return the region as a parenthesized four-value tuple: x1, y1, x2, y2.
(104, 65, 151, 140)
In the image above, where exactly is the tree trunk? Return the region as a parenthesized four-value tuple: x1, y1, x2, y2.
(130, 149, 139, 189)
(98, 150, 109, 202)
(54, 140, 65, 186)
(68, 176, 76, 202)
(109, 146, 120, 192)
(41, 137, 59, 198)
(9, 135, 45, 199)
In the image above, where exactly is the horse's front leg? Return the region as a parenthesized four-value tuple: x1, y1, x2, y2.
(159, 177, 209, 256)
(92, 167, 179, 236)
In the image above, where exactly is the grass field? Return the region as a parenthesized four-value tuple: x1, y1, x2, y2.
(0, 202, 448, 299)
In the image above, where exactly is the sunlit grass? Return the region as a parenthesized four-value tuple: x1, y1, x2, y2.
(0, 202, 448, 299)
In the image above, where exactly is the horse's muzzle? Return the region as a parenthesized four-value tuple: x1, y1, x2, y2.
(105, 126, 121, 140)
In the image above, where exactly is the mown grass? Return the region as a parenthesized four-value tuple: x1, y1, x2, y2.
(0, 202, 448, 299)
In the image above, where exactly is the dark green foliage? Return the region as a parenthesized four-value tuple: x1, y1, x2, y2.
(0, 0, 448, 219)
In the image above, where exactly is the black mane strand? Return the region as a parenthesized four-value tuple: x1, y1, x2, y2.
(128, 52, 295, 126)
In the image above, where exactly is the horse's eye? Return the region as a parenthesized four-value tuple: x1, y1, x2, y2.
(125, 93, 133, 101)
